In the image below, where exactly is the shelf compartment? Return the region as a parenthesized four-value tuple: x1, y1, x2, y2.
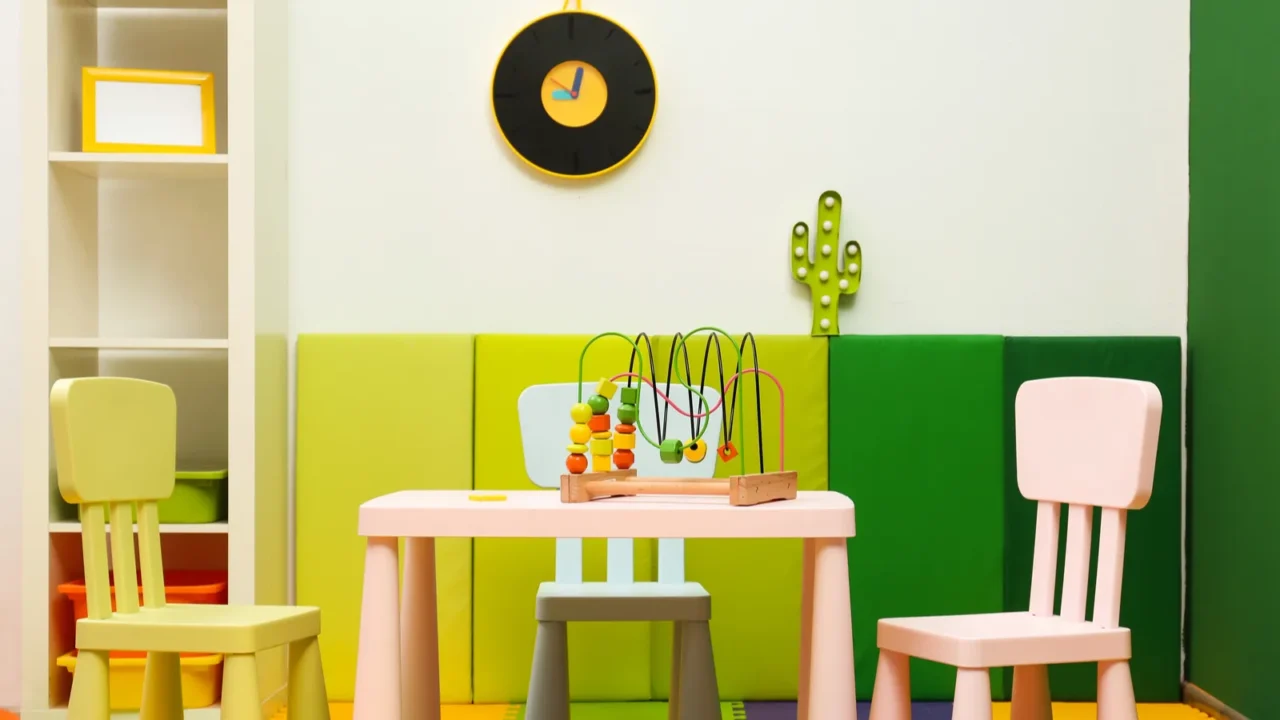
(50, 337, 229, 350)
(49, 522, 229, 534)
(89, 0, 227, 9)
(50, 152, 229, 180)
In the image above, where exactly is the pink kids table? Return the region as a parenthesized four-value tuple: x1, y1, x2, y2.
(352, 489, 857, 720)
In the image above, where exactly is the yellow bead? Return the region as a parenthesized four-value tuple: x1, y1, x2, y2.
(592, 454, 613, 472)
(571, 403, 593, 423)
(614, 432, 636, 450)
(596, 378, 618, 399)
(590, 437, 613, 455)
(566, 443, 588, 454)
(683, 440, 708, 463)
(569, 424, 591, 444)
(592, 431, 612, 440)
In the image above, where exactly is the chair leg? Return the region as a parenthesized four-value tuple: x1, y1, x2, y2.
(67, 649, 110, 720)
(1011, 665, 1052, 720)
(676, 620, 719, 720)
(951, 668, 992, 720)
(526, 620, 570, 720)
(1097, 661, 1138, 720)
(140, 651, 183, 720)
(221, 653, 261, 720)
(668, 622, 683, 720)
(869, 650, 911, 720)
(289, 637, 331, 720)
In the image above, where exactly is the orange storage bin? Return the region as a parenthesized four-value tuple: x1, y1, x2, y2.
(58, 570, 228, 622)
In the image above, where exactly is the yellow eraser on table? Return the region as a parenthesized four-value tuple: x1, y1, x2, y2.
(469, 494, 507, 502)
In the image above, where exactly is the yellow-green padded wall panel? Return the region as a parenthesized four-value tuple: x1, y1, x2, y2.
(646, 335, 829, 700)
(473, 334, 656, 703)
(295, 334, 474, 703)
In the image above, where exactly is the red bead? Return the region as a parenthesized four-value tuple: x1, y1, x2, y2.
(566, 454, 588, 474)
(588, 414, 611, 432)
(613, 449, 635, 469)
(615, 423, 636, 434)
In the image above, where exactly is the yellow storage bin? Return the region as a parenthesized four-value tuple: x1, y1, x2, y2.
(56, 651, 223, 710)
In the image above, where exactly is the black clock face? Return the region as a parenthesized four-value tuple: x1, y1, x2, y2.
(492, 11, 657, 178)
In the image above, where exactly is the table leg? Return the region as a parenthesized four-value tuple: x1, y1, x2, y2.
(354, 536, 402, 720)
(402, 537, 442, 720)
(797, 538, 815, 720)
(804, 537, 856, 719)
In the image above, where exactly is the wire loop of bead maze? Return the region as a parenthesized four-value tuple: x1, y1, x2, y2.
(561, 328, 797, 507)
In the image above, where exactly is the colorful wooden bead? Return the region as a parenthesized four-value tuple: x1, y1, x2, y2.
(621, 386, 640, 405)
(569, 424, 591, 444)
(596, 378, 619, 399)
(592, 431, 612, 441)
(615, 423, 636, 434)
(613, 449, 635, 469)
(570, 403, 593, 423)
(566, 443, 588, 454)
(588, 414, 611, 432)
(717, 442, 739, 462)
(566, 454, 588, 474)
(683, 440, 707, 463)
(592, 454, 613, 472)
(659, 438, 684, 464)
(614, 431, 636, 450)
(590, 437, 613, 455)
(617, 403, 638, 424)
(587, 394, 610, 414)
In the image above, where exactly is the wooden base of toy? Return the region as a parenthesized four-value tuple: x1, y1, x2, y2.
(560, 469, 798, 506)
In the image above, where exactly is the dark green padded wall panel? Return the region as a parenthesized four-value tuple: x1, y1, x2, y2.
(1002, 337, 1182, 702)
(829, 335, 1007, 701)
(1188, 0, 1280, 716)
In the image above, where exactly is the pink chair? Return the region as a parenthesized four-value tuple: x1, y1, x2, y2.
(869, 377, 1163, 720)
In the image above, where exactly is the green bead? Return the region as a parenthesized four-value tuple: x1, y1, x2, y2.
(621, 386, 640, 405)
(617, 403, 638, 424)
(659, 438, 684, 464)
(587, 394, 610, 415)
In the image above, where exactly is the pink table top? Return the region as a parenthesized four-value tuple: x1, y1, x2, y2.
(359, 490, 855, 539)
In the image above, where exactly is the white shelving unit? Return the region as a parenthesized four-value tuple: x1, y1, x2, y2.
(20, 0, 288, 717)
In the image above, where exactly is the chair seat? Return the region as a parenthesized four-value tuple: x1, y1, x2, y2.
(877, 611, 1131, 668)
(536, 581, 710, 622)
(76, 604, 321, 655)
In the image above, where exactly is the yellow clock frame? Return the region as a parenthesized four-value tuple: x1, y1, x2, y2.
(491, 8, 658, 180)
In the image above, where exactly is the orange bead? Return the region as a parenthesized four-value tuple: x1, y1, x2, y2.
(566, 454, 588, 474)
(614, 449, 635, 469)
(615, 423, 636, 434)
(588, 414, 611, 432)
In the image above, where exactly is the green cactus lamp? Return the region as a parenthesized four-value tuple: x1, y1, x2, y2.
(790, 190, 862, 336)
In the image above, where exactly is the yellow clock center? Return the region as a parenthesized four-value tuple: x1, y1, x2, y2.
(541, 60, 608, 128)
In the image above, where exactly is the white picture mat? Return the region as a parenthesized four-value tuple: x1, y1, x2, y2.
(94, 80, 204, 147)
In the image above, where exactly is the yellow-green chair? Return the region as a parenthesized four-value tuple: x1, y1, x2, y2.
(51, 377, 330, 720)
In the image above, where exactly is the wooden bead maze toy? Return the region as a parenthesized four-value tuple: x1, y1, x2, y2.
(560, 328, 798, 507)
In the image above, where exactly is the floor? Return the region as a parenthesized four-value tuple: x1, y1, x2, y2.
(273, 701, 1214, 719)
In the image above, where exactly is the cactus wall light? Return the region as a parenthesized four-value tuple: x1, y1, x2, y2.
(790, 190, 862, 336)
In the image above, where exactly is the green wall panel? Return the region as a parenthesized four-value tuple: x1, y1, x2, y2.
(295, 335, 474, 703)
(1188, 0, 1280, 716)
(1001, 337, 1182, 702)
(829, 335, 1007, 701)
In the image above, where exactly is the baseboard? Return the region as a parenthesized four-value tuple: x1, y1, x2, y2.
(1184, 682, 1251, 720)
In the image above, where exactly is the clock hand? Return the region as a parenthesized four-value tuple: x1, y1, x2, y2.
(571, 67, 584, 94)
(549, 77, 574, 94)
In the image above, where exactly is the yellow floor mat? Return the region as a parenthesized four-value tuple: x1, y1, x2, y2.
(993, 703, 1211, 719)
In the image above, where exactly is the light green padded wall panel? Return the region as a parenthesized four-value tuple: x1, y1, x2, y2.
(1002, 337, 1182, 702)
(646, 335, 829, 701)
(295, 335, 474, 703)
(829, 335, 1007, 701)
(473, 335, 655, 703)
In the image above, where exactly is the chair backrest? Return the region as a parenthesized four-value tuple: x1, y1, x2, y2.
(50, 377, 178, 618)
(1014, 377, 1162, 628)
(517, 381, 723, 584)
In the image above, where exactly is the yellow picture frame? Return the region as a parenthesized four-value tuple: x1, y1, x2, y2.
(82, 67, 217, 154)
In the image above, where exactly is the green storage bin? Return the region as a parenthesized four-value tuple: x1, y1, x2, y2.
(105, 468, 228, 525)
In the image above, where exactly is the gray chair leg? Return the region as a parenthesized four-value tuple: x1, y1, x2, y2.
(526, 620, 570, 720)
(668, 622, 684, 720)
(676, 620, 720, 720)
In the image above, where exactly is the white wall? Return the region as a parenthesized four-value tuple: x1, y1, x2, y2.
(0, 0, 21, 708)
(290, 0, 1189, 337)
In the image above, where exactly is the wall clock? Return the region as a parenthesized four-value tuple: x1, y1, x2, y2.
(491, 1, 657, 180)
